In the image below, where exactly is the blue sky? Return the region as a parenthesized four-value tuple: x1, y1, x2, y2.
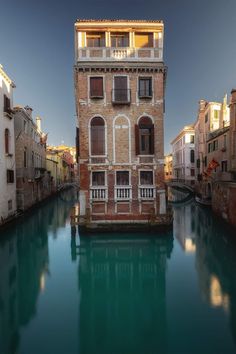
(1, 0, 236, 153)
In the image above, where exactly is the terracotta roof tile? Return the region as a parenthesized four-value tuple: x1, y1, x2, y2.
(76, 19, 163, 23)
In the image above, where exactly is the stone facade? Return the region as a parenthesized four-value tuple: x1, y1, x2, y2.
(164, 154, 173, 181)
(74, 19, 171, 230)
(14, 107, 51, 211)
(0, 65, 17, 224)
(194, 96, 230, 198)
(171, 125, 195, 185)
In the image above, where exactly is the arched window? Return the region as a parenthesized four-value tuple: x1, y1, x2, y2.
(135, 117, 154, 155)
(90, 117, 105, 155)
(5, 129, 10, 154)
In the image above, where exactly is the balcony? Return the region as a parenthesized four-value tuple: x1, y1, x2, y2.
(112, 89, 131, 104)
(115, 186, 132, 201)
(77, 47, 163, 62)
(138, 186, 156, 200)
(90, 186, 107, 201)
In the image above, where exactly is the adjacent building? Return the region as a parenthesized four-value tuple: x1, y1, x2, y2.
(74, 19, 170, 230)
(0, 65, 17, 224)
(171, 125, 195, 185)
(194, 96, 230, 198)
(46, 145, 76, 189)
(164, 153, 173, 181)
(14, 106, 51, 211)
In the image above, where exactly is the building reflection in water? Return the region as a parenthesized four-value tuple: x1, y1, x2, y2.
(173, 201, 196, 253)
(0, 195, 73, 354)
(174, 201, 236, 346)
(75, 234, 173, 354)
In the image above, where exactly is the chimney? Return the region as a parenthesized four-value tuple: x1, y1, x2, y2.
(24, 105, 33, 118)
(199, 99, 207, 111)
(36, 116, 42, 132)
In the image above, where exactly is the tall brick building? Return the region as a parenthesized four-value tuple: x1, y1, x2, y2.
(74, 19, 170, 230)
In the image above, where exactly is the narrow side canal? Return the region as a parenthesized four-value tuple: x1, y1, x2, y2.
(0, 191, 236, 354)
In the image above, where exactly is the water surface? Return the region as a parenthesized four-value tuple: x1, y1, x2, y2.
(0, 194, 236, 354)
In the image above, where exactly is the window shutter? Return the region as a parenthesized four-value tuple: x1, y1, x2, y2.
(135, 124, 140, 155)
(90, 77, 103, 97)
(150, 124, 154, 154)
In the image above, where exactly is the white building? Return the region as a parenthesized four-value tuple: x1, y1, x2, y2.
(0, 65, 17, 224)
(171, 125, 195, 185)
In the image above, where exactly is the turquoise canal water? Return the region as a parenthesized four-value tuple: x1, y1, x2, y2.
(0, 191, 236, 354)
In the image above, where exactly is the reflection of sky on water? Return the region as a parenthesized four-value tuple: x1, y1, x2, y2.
(0, 195, 236, 354)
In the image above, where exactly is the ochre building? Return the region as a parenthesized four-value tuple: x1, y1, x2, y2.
(74, 19, 170, 231)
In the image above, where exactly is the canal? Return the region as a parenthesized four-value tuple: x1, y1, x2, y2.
(0, 191, 236, 354)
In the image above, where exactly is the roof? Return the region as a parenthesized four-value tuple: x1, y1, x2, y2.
(76, 19, 163, 23)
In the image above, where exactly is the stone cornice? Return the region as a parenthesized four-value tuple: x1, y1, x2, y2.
(74, 62, 167, 74)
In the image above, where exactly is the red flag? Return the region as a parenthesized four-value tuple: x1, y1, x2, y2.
(209, 159, 219, 169)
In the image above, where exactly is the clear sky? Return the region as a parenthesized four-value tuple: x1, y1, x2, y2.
(1, 0, 236, 153)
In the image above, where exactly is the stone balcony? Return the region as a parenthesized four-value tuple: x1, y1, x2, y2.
(77, 47, 163, 62)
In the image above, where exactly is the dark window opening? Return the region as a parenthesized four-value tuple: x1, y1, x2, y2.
(92, 171, 105, 186)
(139, 77, 152, 98)
(221, 160, 228, 172)
(190, 149, 195, 163)
(113, 76, 130, 104)
(7, 169, 14, 183)
(90, 117, 105, 155)
(140, 171, 153, 185)
(3, 94, 11, 114)
(5, 129, 10, 154)
(116, 171, 129, 185)
(135, 116, 154, 155)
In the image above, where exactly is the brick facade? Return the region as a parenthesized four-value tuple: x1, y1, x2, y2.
(74, 20, 171, 230)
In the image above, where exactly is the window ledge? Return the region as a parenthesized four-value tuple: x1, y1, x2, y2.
(5, 153, 13, 157)
(90, 96, 104, 99)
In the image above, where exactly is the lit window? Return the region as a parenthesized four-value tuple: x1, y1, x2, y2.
(86, 33, 105, 47)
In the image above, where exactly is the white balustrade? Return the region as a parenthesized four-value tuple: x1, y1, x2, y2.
(90, 186, 107, 201)
(77, 47, 162, 61)
(115, 186, 132, 201)
(139, 186, 156, 200)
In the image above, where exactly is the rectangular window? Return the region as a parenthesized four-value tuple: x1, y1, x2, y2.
(92, 171, 105, 186)
(205, 113, 208, 123)
(213, 140, 218, 151)
(208, 143, 211, 153)
(116, 171, 129, 185)
(90, 77, 104, 98)
(3, 94, 11, 113)
(139, 77, 152, 98)
(140, 171, 153, 185)
(113, 76, 129, 103)
(24, 147, 27, 168)
(191, 168, 195, 177)
(196, 159, 200, 168)
(204, 156, 207, 167)
(7, 170, 14, 183)
(111, 33, 129, 47)
(86, 32, 105, 47)
(8, 200, 13, 211)
(221, 160, 228, 172)
(223, 135, 227, 149)
(190, 135, 195, 144)
(135, 33, 153, 48)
